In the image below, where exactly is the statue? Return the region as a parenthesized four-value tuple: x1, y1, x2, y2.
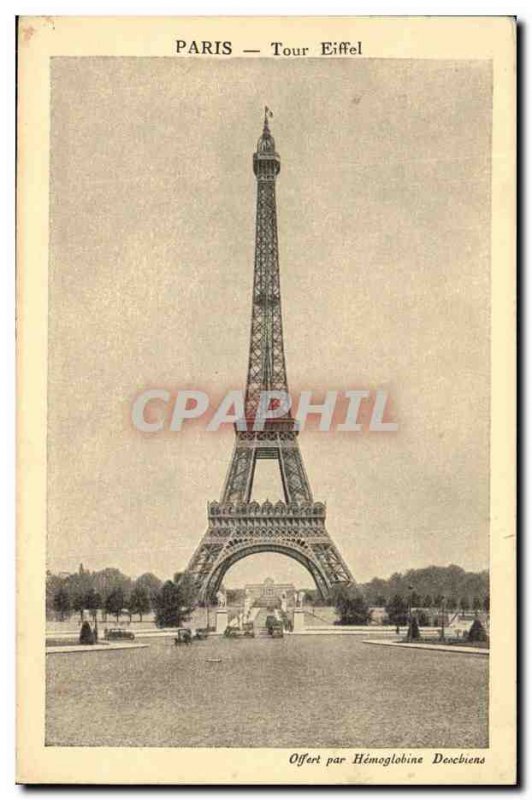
(281, 591, 288, 613)
(297, 590, 306, 608)
(216, 589, 226, 608)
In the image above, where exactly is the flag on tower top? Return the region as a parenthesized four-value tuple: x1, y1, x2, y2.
(265, 106, 273, 118)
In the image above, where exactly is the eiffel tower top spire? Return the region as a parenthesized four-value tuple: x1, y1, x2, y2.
(254, 108, 280, 174)
(257, 105, 275, 150)
(246, 110, 290, 426)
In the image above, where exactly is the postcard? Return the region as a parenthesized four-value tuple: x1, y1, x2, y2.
(17, 15, 516, 785)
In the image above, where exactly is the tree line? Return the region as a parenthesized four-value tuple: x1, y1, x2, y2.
(378, 591, 489, 627)
(47, 565, 197, 629)
(359, 564, 489, 610)
(47, 565, 162, 622)
(304, 564, 489, 613)
(47, 562, 489, 628)
(331, 582, 489, 627)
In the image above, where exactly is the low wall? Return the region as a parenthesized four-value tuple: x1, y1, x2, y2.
(291, 626, 444, 637)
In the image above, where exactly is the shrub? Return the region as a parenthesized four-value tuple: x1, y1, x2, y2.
(153, 577, 194, 628)
(79, 620, 95, 645)
(333, 585, 370, 625)
(468, 618, 488, 642)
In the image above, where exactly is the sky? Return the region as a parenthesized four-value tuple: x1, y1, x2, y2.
(47, 57, 491, 587)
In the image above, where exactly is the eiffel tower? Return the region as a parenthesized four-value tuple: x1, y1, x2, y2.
(186, 110, 354, 601)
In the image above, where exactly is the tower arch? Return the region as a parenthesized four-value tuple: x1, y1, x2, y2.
(201, 541, 332, 603)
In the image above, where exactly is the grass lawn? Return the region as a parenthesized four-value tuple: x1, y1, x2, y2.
(46, 635, 488, 748)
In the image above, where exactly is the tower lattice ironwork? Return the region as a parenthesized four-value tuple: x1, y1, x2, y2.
(185, 110, 354, 601)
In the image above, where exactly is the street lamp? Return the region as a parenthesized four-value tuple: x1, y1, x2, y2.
(440, 596, 446, 641)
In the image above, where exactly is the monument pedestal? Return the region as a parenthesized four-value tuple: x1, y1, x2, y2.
(293, 608, 305, 632)
(215, 609, 228, 634)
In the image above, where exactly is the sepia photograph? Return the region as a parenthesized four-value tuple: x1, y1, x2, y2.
(16, 16, 516, 785)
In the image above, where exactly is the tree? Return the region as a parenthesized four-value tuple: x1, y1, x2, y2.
(460, 596, 469, 612)
(333, 585, 370, 625)
(53, 588, 71, 621)
(129, 586, 151, 622)
(472, 596, 482, 611)
(388, 572, 403, 595)
(91, 568, 133, 609)
(135, 572, 162, 602)
(385, 594, 408, 626)
(447, 596, 457, 611)
(153, 579, 193, 628)
(363, 577, 389, 605)
(46, 571, 64, 618)
(483, 594, 490, 613)
(71, 592, 85, 622)
(85, 589, 102, 621)
(174, 572, 197, 609)
(423, 594, 433, 609)
(105, 588, 125, 623)
(64, 569, 92, 612)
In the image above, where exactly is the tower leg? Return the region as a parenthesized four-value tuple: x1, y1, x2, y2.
(278, 442, 313, 503)
(221, 442, 256, 504)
